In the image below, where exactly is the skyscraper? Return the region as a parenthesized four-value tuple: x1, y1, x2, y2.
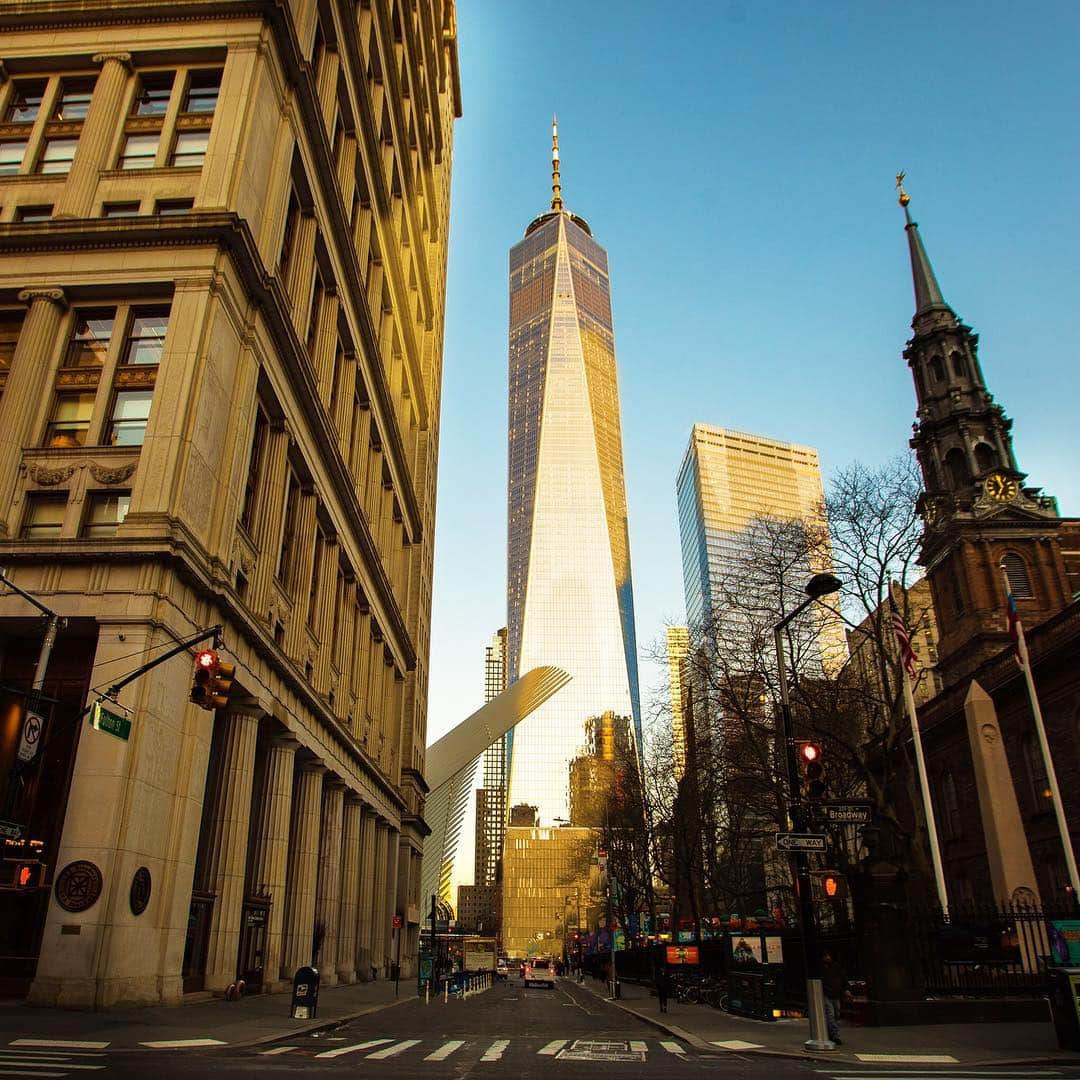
(475, 627, 508, 887)
(505, 120, 641, 827)
(676, 423, 846, 670)
(666, 626, 691, 780)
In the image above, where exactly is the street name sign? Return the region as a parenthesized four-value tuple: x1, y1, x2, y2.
(90, 702, 131, 742)
(775, 832, 827, 852)
(820, 802, 872, 825)
(0, 819, 25, 841)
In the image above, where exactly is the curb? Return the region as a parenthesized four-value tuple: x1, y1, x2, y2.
(571, 980, 1080, 1066)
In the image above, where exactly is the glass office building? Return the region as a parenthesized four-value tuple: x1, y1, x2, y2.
(505, 123, 641, 827)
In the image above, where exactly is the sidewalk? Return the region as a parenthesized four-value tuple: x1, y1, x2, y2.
(0, 978, 414, 1052)
(575, 976, 1080, 1067)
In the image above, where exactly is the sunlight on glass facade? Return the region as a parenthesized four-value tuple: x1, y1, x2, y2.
(505, 210, 641, 828)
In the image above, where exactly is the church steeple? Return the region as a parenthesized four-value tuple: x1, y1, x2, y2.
(897, 172, 949, 320)
(894, 176, 1070, 688)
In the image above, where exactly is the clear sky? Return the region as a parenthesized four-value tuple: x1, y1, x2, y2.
(427, 0, 1080, 746)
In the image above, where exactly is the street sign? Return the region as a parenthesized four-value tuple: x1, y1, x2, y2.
(0, 819, 25, 842)
(89, 702, 132, 742)
(392, 914, 403, 929)
(15, 710, 44, 764)
(775, 832, 827, 852)
(819, 802, 872, 825)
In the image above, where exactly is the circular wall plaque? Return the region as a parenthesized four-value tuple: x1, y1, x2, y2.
(55, 860, 103, 913)
(129, 866, 152, 916)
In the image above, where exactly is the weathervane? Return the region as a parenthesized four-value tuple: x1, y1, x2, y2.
(896, 170, 910, 207)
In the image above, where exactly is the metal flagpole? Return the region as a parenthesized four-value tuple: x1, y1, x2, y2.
(891, 582, 949, 912)
(1001, 565, 1080, 898)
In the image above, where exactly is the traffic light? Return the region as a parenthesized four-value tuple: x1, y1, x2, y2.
(812, 870, 847, 901)
(190, 649, 236, 711)
(798, 742, 827, 802)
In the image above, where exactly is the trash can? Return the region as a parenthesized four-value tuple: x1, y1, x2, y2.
(291, 965, 320, 1020)
(1047, 967, 1080, 1050)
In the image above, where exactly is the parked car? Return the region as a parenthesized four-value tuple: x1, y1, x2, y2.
(525, 957, 555, 989)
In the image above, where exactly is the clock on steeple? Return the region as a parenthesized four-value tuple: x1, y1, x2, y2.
(895, 176, 1071, 687)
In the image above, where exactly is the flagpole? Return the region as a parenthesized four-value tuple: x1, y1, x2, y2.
(891, 582, 949, 912)
(1001, 565, 1080, 899)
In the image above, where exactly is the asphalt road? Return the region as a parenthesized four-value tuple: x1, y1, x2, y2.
(27, 978, 1075, 1079)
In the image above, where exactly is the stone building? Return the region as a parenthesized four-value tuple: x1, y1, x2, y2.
(0, 0, 461, 1007)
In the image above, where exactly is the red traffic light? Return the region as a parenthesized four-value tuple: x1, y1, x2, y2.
(800, 742, 820, 763)
(823, 875, 839, 898)
(196, 649, 217, 668)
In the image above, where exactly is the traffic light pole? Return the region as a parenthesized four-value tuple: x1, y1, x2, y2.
(774, 620, 834, 1053)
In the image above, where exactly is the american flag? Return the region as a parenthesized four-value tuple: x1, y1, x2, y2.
(1004, 582, 1026, 669)
(888, 591, 919, 681)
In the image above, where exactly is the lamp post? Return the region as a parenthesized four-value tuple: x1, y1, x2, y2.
(773, 571, 841, 1053)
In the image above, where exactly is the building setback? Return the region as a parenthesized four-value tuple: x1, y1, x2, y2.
(0, 0, 461, 1007)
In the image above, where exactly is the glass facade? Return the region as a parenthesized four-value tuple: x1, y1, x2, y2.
(506, 210, 641, 828)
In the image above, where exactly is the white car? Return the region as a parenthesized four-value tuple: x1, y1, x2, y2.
(524, 958, 555, 988)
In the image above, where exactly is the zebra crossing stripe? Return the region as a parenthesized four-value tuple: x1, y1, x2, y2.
(366, 1040, 421, 1060)
(538, 1040, 567, 1055)
(315, 1039, 392, 1059)
(480, 1039, 510, 1061)
(0, 1069, 68, 1078)
(258, 1046, 297, 1055)
(855, 1055, 959, 1064)
(11, 1041, 110, 1050)
(661, 1040, 686, 1055)
(630, 1040, 648, 1053)
(425, 1040, 465, 1061)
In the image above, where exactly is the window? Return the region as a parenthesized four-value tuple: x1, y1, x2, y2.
(53, 77, 96, 121)
(44, 392, 96, 447)
(155, 198, 194, 215)
(306, 271, 325, 358)
(950, 350, 966, 379)
(1003, 553, 1034, 599)
(133, 72, 176, 116)
(37, 137, 78, 175)
(944, 447, 968, 489)
(21, 494, 67, 539)
(82, 492, 130, 537)
(170, 130, 208, 168)
(973, 443, 995, 474)
(278, 189, 301, 282)
(277, 472, 301, 587)
(15, 205, 53, 222)
(0, 140, 28, 176)
(102, 202, 141, 217)
(240, 408, 268, 531)
(0, 311, 23, 368)
(308, 527, 326, 630)
(122, 308, 169, 365)
(182, 70, 222, 114)
(105, 390, 154, 446)
(119, 133, 159, 170)
(930, 354, 945, 382)
(64, 309, 115, 368)
(4, 79, 46, 123)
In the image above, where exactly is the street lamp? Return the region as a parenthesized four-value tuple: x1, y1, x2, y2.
(773, 572, 841, 1053)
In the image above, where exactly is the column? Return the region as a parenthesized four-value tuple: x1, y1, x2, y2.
(248, 735, 298, 992)
(370, 822, 389, 978)
(314, 781, 345, 985)
(248, 421, 289, 619)
(0, 288, 67, 533)
(384, 827, 401, 975)
(286, 213, 317, 322)
(202, 710, 261, 992)
(281, 763, 324, 978)
(53, 53, 132, 218)
(336, 797, 362, 984)
(355, 808, 378, 978)
(283, 488, 318, 656)
(313, 291, 339, 403)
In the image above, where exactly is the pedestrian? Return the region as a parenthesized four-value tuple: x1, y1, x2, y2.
(821, 951, 850, 1046)
(654, 963, 670, 1014)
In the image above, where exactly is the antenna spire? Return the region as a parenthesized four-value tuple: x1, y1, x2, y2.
(551, 115, 563, 212)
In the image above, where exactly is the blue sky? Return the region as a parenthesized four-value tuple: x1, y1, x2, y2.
(426, 0, 1080, 743)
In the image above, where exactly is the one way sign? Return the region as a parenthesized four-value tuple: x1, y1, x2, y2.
(775, 832, 827, 852)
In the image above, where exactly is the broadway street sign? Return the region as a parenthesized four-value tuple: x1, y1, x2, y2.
(819, 802, 873, 825)
(775, 832, 827, 852)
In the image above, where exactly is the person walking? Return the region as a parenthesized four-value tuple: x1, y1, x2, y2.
(654, 963, 671, 1013)
(821, 951, 850, 1046)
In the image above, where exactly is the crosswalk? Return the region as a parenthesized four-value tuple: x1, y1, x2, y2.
(258, 1036, 692, 1064)
(0, 1042, 109, 1077)
(815, 1069, 1068, 1080)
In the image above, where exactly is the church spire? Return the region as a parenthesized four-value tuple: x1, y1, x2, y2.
(896, 172, 949, 319)
(551, 115, 563, 212)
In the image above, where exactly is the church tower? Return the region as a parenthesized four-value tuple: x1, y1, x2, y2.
(897, 176, 1072, 686)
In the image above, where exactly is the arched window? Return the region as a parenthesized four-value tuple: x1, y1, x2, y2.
(940, 771, 961, 840)
(944, 447, 968, 489)
(1003, 552, 1034, 599)
(973, 443, 996, 474)
(1022, 734, 1049, 812)
(929, 355, 945, 382)
(950, 351, 966, 378)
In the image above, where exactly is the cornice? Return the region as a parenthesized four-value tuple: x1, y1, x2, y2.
(0, 214, 416, 672)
